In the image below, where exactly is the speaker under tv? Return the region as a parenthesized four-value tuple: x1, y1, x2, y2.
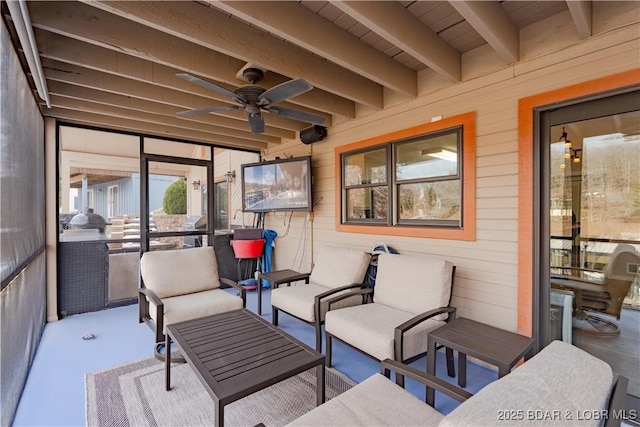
(241, 156, 313, 212)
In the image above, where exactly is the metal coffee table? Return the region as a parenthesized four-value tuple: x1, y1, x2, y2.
(165, 309, 325, 427)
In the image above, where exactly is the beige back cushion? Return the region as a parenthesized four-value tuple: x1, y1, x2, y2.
(373, 253, 453, 315)
(441, 341, 613, 427)
(309, 246, 371, 289)
(140, 246, 221, 299)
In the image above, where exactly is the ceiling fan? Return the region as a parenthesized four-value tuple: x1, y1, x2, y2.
(176, 68, 327, 134)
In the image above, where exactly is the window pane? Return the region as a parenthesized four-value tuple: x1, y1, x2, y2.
(346, 187, 388, 220)
(344, 148, 387, 186)
(214, 182, 228, 230)
(395, 132, 458, 181)
(398, 181, 461, 221)
(549, 111, 640, 276)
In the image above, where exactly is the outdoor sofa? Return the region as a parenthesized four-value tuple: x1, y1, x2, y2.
(288, 340, 628, 427)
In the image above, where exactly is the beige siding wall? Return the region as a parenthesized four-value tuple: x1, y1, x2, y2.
(263, 4, 640, 332)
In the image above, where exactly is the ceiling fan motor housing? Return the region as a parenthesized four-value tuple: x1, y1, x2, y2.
(242, 67, 265, 84)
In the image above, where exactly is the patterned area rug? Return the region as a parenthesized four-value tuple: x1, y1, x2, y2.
(86, 356, 355, 426)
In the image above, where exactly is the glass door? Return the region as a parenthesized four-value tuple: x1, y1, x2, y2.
(539, 89, 640, 407)
(140, 138, 213, 253)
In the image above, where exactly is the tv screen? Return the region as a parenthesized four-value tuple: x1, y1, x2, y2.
(241, 156, 313, 212)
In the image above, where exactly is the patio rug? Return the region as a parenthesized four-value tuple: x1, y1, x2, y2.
(86, 356, 356, 427)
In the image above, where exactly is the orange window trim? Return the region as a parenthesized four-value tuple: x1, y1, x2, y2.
(517, 69, 640, 337)
(334, 112, 476, 241)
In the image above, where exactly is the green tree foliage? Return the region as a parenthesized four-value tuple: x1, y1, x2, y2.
(162, 179, 187, 214)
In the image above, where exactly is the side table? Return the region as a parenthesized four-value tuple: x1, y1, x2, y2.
(257, 269, 310, 315)
(426, 317, 534, 406)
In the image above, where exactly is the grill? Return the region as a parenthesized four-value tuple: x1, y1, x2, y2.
(67, 208, 107, 234)
(179, 215, 207, 248)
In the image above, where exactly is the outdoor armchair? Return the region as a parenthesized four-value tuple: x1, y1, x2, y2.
(138, 246, 246, 358)
(270, 245, 372, 351)
(324, 252, 456, 371)
(552, 243, 640, 336)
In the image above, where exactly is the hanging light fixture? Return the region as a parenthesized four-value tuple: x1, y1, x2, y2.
(571, 148, 582, 163)
(558, 127, 581, 168)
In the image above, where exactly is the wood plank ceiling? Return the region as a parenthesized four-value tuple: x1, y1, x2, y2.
(3, 1, 584, 152)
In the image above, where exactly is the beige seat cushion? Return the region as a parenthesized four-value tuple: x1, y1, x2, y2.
(325, 302, 444, 361)
(374, 253, 453, 320)
(149, 289, 244, 333)
(141, 246, 221, 298)
(271, 283, 363, 323)
(441, 340, 614, 427)
(287, 373, 443, 427)
(308, 246, 371, 289)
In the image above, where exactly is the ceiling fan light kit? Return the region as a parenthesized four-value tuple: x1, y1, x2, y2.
(176, 68, 327, 135)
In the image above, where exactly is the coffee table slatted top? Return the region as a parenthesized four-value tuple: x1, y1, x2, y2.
(167, 309, 325, 405)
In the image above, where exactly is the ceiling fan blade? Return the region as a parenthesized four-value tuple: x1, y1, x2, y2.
(177, 105, 240, 116)
(266, 106, 327, 125)
(176, 73, 245, 103)
(258, 78, 313, 106)
(248, 112, 265, 134)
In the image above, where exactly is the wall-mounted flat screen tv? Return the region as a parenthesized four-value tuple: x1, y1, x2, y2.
(241, 156, 313, 212)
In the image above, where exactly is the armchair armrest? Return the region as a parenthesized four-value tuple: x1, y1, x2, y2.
(138, 287, 164, 342)
(606, 375, 629, 427)
(139, 287, 163, 323)
(394, 306, 457, 361)
(139, 287, 163, 306)
(380, 358, 472, 403)
(324, 286, 373, 311)
(271, 272, 311, 289)
(314, 282, 369, 321)
(220, 277, 247, 308)
(551, 276, 605, 293)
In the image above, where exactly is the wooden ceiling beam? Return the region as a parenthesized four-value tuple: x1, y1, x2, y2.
(82, 0, 382, 109)
(34, 28, 331, 127)
(49, 94, 276, 148)
(35, 30, 324, 130)
(48, 80, 284, 144)
(50, 89, 281, 144)
(209, 1, 417, 97)
(449, 1, 519, 64)
(566, 1, 592, 39)
(40, 57, 297, 139)
(26, 1, 350, 118)
(333, 1, 461, 82)
(46, 107, 269, 151)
